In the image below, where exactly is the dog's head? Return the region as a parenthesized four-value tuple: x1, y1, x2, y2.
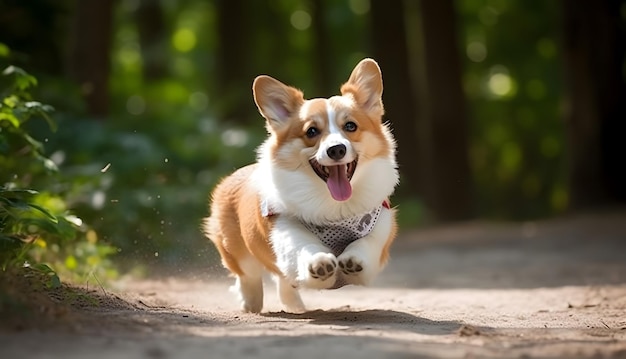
(253, 59, 397, 204)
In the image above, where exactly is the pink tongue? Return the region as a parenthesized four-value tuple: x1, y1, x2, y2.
(326, 165, 352, 201)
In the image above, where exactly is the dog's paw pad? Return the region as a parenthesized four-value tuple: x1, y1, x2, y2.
(338, 257, 363, 275)
(307, 254, 337, 281)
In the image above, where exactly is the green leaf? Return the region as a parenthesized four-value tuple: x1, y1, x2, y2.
(30, 262, 56, 274)
(36, 109, 57, 132)
(34, 153, 59, 172)
(30, 263, 62, 288)
(23, 101, 54, 113)
(3, 95, 19, 108)
(0, 112, 20, 128)
(0, 234, 23, 252)
(0, 188, 39, 196)
(17, 218, 62, 235)
(26, 203, 58, 223)
(0, 196, 31, 211)
(2, 66, 37, 90)
(48, 274, 61, 289)
(21, 132, 44, 152)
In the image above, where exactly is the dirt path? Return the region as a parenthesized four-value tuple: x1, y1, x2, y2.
(2, 211, 626, 358)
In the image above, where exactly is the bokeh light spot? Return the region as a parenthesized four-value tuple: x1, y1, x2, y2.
(189, 92, 208, 111)
(467, 41, 487, 62)
(290, 10, 311, 30)
(127, 95, 146, 115)
(172, 28, 197, 52)
(349, 0, 370, 15)
(221, 129, 249, 147)
(489, 73, 513, 97)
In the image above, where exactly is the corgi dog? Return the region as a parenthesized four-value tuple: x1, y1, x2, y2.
(204, 58, 399, 313)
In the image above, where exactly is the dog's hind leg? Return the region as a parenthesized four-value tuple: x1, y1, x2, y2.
(230, 255, 264, 313)
(275, 275, 305, 313)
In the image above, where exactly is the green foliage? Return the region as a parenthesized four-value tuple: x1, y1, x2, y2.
(457, 1, 566, 219)
(0, 65, 57, 173)
(39, 107, 261, 269)
(0, 62, 117, 284)
(0, 0, 579, 276)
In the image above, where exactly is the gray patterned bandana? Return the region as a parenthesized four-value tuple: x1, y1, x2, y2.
(301, 206, 382, 256)
(261, 199, 388, 256)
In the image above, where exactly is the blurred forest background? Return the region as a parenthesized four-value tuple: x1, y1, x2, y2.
(1, 0, 625, 281)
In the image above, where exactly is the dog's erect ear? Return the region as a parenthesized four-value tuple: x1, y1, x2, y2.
(253, 75, 304, 132)
(340, 58, 384, 118)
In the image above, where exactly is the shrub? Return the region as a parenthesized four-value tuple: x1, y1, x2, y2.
(0, 63, 117, 285)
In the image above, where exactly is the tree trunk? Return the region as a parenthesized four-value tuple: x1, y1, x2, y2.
(370, 0, 423, 200)
(135, 0, 167, 82)
(215, 0, 250, 124)
(311, 0, 333, 97)
(416, 0, 472, 221)
(562, 0, 626, 208)
(67, 0, 114, 117)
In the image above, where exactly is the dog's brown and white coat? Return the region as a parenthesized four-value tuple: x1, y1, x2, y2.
(204, 59, 399, 313)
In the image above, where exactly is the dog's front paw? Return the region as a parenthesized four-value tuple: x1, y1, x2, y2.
(299, 252, 338, 289)
(308, 252, 337, 281)
(338, 256, 364, 276)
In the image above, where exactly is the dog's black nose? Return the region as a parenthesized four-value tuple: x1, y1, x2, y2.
(327, 144, 346, 160)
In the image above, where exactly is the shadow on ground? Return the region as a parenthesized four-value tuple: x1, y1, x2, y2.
(263, 308, 463, 335)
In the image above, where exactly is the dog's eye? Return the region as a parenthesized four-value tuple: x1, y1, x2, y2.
(306, 127, 320, 138)
(344, 121, 358, 132)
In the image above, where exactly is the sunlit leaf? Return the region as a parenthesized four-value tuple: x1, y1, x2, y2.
(3, 95, 19, 108)
(34, 153, 59, 172)
(2, 66, 38, 90)
(0, 112, 20, 127)
(30, 262, 56, 274)
(0, 188, 39, 195)
(26, 203, 58, 223)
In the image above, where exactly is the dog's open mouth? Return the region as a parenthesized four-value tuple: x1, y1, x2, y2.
(309, 157, 358, 201)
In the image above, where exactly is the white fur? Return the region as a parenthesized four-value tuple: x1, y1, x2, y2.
(312, 98, 356, 165)
(254, 137, 397, 224)
(230, 255, 264, 313)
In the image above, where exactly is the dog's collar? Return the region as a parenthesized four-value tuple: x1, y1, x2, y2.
(261, 200, 390, 256)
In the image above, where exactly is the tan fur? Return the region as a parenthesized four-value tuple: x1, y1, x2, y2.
(204, 164, 280, 276)
(380, 207, 398, 265)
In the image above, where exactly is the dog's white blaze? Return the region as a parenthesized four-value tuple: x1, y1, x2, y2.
(315, 98, 355, 165)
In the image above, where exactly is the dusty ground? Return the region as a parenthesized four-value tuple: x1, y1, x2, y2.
(1, 210, 626, 358)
